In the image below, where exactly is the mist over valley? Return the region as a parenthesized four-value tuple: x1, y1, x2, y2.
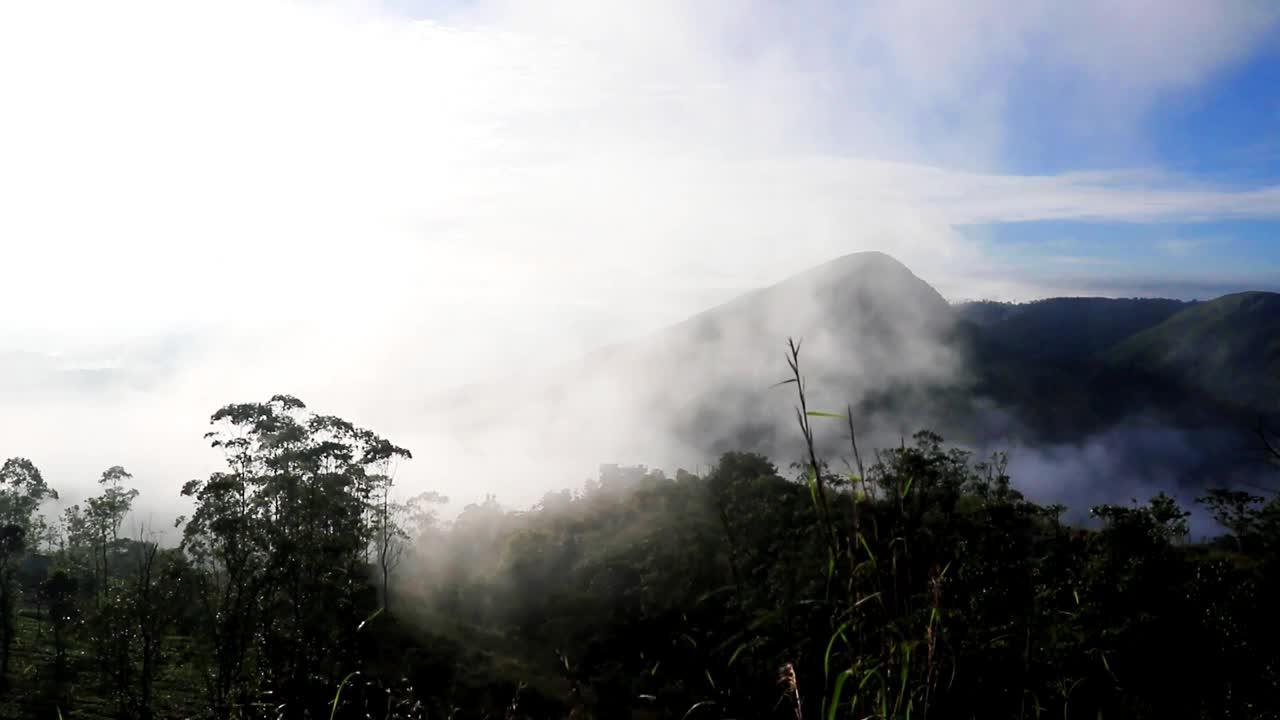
(3, 0, 1280, 717)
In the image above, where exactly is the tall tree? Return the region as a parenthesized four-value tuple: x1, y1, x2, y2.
(1198, 489, 1265, 550)
(0, 458, 57, 678)
(371, 473, 403, 616)
(181, 395, 411, 719)
(373, 486, 447, 616)
(86, 465, 140, 595)
(40, 569, 77, 681)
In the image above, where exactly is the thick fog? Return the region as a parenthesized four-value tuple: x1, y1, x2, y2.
(2, 0, 1280, 531)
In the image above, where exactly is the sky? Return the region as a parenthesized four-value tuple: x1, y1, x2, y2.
(0, 0, 1278, 518)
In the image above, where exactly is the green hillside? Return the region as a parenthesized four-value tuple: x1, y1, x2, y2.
(957, 297, 1189, 364)
(1106, 292, 1280, 414)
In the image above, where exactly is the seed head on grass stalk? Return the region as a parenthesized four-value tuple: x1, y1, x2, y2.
(779, 662, 803, 720)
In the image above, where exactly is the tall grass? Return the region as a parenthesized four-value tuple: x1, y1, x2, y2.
(779, 338, 948, 720)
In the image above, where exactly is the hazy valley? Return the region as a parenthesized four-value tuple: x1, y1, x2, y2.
(431, 251, 1280, 518)
(5, 1, 1280, 717)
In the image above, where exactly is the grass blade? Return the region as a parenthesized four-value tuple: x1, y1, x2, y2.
(330, 671, 360, 720)
(682, 701, 717, 720)
(828, 669, 853, 720)
(357, 606, 383, 632)
(825, 623, 850, 680)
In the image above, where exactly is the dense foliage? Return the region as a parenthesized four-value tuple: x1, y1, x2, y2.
(956, 297, 1190, 364)
(1, 365, 1279, 718)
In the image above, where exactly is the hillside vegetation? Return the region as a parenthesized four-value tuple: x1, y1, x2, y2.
(1, 341, 1279, 719)
(956, 297, 1189, 363)
(1106, 292, 1280, 413)
(2, 255, 1278, 718)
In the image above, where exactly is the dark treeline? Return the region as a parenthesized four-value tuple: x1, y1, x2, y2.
(2, 354, 1280, 719)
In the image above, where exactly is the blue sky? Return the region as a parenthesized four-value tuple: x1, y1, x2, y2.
(1000, 25, 1280, 180)
(378, 0, 1280, 297)
(4, 0, 1280, 508)
(966, 221, 1280, 299)
(983, 28, 1280, 294)
(1144, 41, 1280, 184)
(4, 0, 1279, 351)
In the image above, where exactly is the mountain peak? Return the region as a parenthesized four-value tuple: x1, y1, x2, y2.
(785, 251, 916, 287)
(829, 249, 909, 269)
(661, 251, 947, 340)
(774, 251, 949, 322)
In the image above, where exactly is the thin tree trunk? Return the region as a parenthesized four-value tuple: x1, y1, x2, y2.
(0, 582, 10, 678)
(382, 560, 390, 615)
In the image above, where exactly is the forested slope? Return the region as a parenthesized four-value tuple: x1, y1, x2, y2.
(4, 354, 1279, 718)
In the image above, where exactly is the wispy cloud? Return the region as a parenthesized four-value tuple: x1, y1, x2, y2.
(1157, 238, 1206, 257)
(1043, 256, 1117, 267)
(1, 0, 1278, 510)
(2, 1, 1276, 343)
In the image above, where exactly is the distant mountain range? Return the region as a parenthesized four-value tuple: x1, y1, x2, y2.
(433, 252, 1280, 493)
(956, 289, 1280, 441)
(0, 335, 201, 400)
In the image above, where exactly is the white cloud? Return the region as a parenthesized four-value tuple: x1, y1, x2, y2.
(1157, 238, 1205, 258)
(0, 0, 1277, 513)
(2, 0, 1277, 341)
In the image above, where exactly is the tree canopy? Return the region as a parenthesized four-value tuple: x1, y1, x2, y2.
(0, 380, 1277, 719)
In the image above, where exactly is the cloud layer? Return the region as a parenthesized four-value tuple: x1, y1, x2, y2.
(1, 0, 1278, 515)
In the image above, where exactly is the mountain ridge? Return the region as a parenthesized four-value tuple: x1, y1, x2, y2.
(428, 251, 1279, 491)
